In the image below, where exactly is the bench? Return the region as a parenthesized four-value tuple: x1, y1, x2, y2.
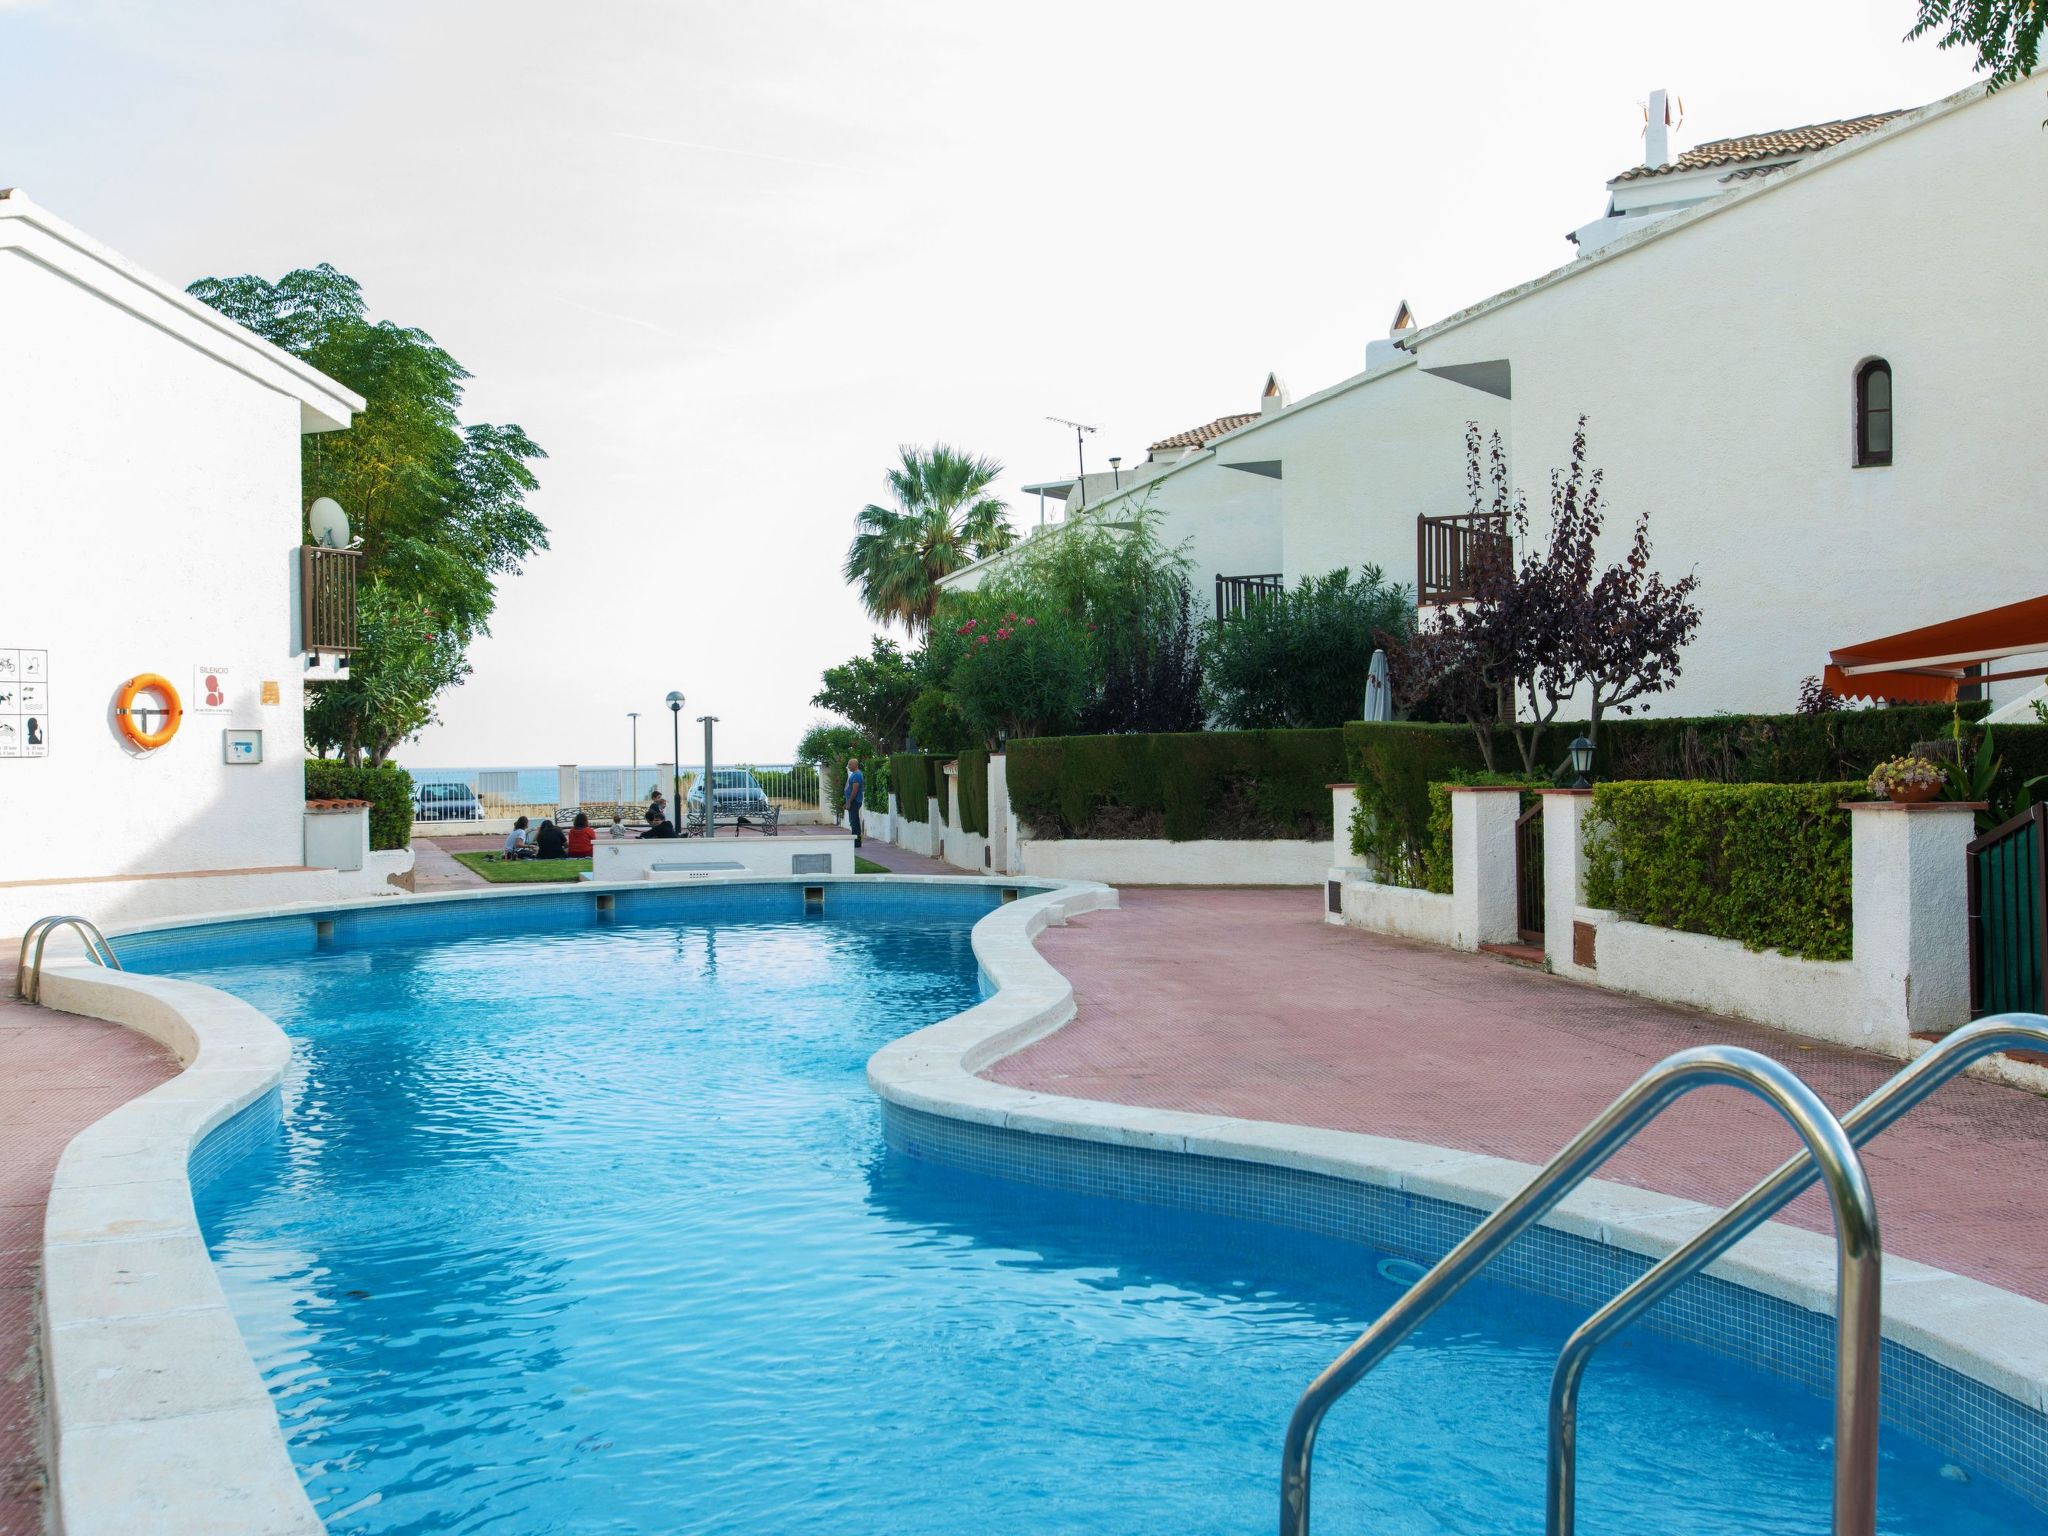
(683, 802, 781, 837)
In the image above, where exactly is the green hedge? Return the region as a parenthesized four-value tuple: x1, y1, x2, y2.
(886, 753, 953, 825)
(1343, 722, 1506, 880)
(305, 760, 414, 851)
(1582, 780, 1860, 961)
(1421, 775, 1548, 894)
(1006, 729, 1345, 842)
(957, 749, 990, 837)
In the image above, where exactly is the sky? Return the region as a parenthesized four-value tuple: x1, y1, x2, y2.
(0, 0, 1982, 767)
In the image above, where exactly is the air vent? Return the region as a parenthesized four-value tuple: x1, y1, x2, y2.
(791, 853, 831, 875)
(1326, 880, 1342, 915)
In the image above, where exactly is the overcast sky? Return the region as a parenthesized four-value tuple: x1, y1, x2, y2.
(3, 1, 1981, 767)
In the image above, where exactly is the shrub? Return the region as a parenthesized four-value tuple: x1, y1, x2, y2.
(1006, 729, 1344, 842)
(1203, 565, 1415, 730)
(305, 759, 414, 850)
(1595, 704, 1979, 784)
(1344, 722, 1508, 881)
(939, 600, 1094, 745)
(908, 688, 971, 753)
(957, 748, 990, 836)
(800, 720, 889, 813)
(1582, 780, 1860, 961)
(887, 753, 953, 824)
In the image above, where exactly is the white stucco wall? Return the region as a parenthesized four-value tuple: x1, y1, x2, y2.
(1019, 839, 1327, 886)
(0, 198, 357, 927)
(1407, 83, 2048, 716)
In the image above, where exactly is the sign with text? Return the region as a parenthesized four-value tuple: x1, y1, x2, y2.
(192, 665, 235, 715)
(0, 648, 50, 758)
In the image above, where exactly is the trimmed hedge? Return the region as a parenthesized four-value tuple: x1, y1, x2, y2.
(1421, 775, 1547, 894)
(1582, 780, 1860, 961)
(1006, 729, 1345, 842)
(305, 759, 414, 851)
(886, 753, 953, 825)
(957, 749, 990, 837)
(1344, 722, 1509, 880)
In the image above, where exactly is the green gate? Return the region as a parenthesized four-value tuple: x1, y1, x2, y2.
(1968, 803, 2047, 1016)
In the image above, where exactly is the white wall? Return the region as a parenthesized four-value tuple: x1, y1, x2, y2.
(1409, 84, 2048, 717)
(1020, 838, 1327, 886)
(0, 210, 345, 917)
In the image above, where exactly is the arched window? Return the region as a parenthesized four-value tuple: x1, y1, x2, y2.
(1855, 359, 1892, 467)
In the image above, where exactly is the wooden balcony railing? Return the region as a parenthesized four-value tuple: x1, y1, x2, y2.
(1216, 572, 1284, 622)
(300, 544, 361, 654)
(1416, 512, 1510, 606)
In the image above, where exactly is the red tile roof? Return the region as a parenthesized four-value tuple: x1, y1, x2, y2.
(1610, 111, 1901, 183)
(1147, 413, 1258, 453)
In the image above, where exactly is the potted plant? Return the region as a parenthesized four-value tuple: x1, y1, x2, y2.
(1866, 755, 1947, 804)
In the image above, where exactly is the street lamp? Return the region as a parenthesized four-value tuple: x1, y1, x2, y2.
(1108, 455, 1122, 491)
(666, 692, 685, 832)
(627, 711, 640, 810)
(1568, 735, 1595, 790)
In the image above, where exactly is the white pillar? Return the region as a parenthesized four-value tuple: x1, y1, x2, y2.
(1450, 786, 1521, 951)
(988, 754, 1014, 874)
(1329, 784, 1369, 871)
(557, 764, 578, 808)
(1541, 790, 1596, 977)
(1850, 800, 1978, 1051)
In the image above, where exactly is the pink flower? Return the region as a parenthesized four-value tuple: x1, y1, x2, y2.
(1005, 612, 1016, 622)
(976, 635, 989, 645)
(1022, 616, 1035, 626)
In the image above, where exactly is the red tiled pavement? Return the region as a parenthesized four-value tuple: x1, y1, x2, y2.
(992, 889, 2048, 1303)
(0, 965, 179, 1536)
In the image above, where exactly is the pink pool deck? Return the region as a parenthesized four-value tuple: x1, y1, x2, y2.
(0, 968, 178, 1536)
(994, 888, 2048, 1305)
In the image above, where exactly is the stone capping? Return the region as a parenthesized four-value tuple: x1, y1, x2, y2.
(31, 872, 1088, 1536)
(869, 883, 2048, 1426)
(1443, 783, 1523, 793)
(1840, 800, 1987, 811)
(1535, 787, 1593, 796)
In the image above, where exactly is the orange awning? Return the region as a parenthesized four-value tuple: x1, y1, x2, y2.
(1825, 594, 2048, 703)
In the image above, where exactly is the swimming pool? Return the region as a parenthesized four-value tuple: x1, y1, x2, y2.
(131, 884, 2039, 1534)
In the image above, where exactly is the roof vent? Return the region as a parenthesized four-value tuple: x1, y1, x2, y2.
(1260, 371, 1290, 417)
(1365, 301, 1417, 371)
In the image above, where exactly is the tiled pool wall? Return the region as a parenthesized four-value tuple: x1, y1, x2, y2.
(113, 878, 1041, 974)
(884, 1100, 2048, 1512)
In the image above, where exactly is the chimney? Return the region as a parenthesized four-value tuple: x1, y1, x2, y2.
(1364, 300, 1416, 371)
(1643, 88, 1675, 169)
(1260, 371, 1290, 417)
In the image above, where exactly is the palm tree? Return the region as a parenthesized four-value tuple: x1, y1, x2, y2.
(843, 444, 1015, 637)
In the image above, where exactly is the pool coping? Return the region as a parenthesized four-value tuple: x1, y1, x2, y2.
(869, 879, 2048, 1427)
(30, 872, 1086, 1536)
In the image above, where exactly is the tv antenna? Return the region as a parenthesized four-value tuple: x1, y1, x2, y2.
(1046, 415, 1098, 508)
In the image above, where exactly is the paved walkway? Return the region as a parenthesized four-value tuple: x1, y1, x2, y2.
(0, 967, 178, 1536)
(994, 888, 2048, 1304)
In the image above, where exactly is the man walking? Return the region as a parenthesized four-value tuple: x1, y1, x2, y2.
(844, 757, 864, 849)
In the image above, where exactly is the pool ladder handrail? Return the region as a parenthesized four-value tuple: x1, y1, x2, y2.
(15, 914, 123, 1005)
(1279, 1044, 1883, 1536)
(1548, 1013, 2048, 1535)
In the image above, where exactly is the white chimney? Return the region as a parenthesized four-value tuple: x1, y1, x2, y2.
(1364, 300, 1416, 371)
(1260, 371, 1291, 417)
(1643, 88, 1675, 169)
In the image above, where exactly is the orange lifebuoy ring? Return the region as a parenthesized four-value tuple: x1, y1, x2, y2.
(115, 674, 183, 751)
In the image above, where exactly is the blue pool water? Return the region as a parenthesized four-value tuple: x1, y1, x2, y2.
(150, 889, 2040, 1534)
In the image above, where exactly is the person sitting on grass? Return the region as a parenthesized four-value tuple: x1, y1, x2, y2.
(638, 812, 678, 839)
(566, 811, 596, 858)
(503, 816, 535, 860)
(534, 818, 568, 860)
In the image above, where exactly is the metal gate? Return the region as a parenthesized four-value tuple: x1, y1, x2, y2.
(1968, 803, 2047, 1016)
(1515, 799, 1545, 945)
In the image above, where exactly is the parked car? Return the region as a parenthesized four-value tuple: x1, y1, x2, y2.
(414, 781, 484, 822)
(686, 769, 774, 824)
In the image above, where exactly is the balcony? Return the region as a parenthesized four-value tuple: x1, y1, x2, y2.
(1215, 572, 1284, 622)
(1416, 512, 1510, 606)
(300, 544, 361, 655)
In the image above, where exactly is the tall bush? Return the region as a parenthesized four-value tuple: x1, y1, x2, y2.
(957, 748, 990, 836)
(1007, 730, 1344, 842)
(1582, 781, 1860, 960)
(1203, 565, 1415, 729)
(305, 759, 414, 850)
(937, 601, 1093, 745)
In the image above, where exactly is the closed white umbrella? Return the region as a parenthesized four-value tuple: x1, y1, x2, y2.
(1363, 648, 1392, 722)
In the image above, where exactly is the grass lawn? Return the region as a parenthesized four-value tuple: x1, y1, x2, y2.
(453, 851, 591, 884)
(854, 856, 890, 874)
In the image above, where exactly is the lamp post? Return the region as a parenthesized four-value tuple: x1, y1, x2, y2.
(627, 711, 640, 810)
(666, 692, 685, 831)
(1568, 735, 1595, 790)
(698, 714, 719, 840)
(1108, 455, 1122, 491)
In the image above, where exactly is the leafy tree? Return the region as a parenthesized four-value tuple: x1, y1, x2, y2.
(1202, 565, 1415, 730)
(998, 496, 1190, 684)
(187, 263, 547, 762)
(1908, 0, 2046, 85)
(1086, 575, 1206, 733)
(302, 583, 470, 762)
(810, 636, 923, 752)
(842, 444, 1015, 636)
(797, 718, 889, 815)
(938, 598, 1094, 745)
(908, 687, 972, 752)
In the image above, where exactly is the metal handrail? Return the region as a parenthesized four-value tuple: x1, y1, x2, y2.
(15, 914, 123, 1004)
(1279, 1045, 1882, 1536)
(1548, 1013, 2048, 1535)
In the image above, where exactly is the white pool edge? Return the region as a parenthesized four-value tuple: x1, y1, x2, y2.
(870, 879, 2048, 1425)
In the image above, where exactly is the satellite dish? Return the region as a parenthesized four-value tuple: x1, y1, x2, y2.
(307, 497, 351, 549)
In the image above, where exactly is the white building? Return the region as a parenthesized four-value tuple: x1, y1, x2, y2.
(0, 189, 404, 941)
(951, 78, 2047, 715)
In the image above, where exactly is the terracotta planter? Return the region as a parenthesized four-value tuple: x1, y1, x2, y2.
(1884, 781, 1943, 804)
